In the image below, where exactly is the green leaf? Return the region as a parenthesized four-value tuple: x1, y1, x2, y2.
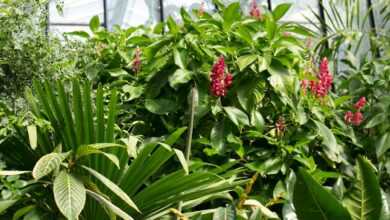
(344, 156, 382, 220)
(212, 205, 235, 220)
(251, 110, 264, 132)
(65, 31, 90, 38)
(293, 168, 352, 220)
(365, 113, 387, 128)
(32, 152, 70, 180)
(224, 107, 250, 127)
(376, 132, 390, 159)
(0, 170, 30, 176)
(27, 125, 37, 150)
(77, 146, 120, 168)
(210, 120, 225, 154)
(168, 69, 192, 89)
(173, 49, 185, 69)
(236, 55, 257, 71)
(165, 127, 187, 146)
(0, 199, 18, 214)
(122, 84, 144, 101)
(86, 190, 134, 220)
(89, 15, 100, 32)
(272, 3, 292, 21)
(223, 3, 240, 31)
(108, 68, 128, 78)
(173, 149, 189, 175)
(53, 171, 86, 220)
(314, 120, 342, 163)
(145, 98, 177, 115)
(81, 166, 140, 212)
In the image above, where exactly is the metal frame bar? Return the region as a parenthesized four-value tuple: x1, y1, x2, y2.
(318, 0, 329, 49)
(366, 0, 380, 57)
(158, 0, 164, 22)
(267, 0, 272, 10)
(103, 0, 108, 28)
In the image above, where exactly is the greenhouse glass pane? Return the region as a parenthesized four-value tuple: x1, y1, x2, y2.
(49, 0, 104, 24)
(271, 0, 319, 23)
(163, 0, 215, 20)
(107, 0, 160, 28)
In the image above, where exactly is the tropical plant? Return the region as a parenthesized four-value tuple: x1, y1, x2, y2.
(0, 79, 246, 219)
(293, 156, 390, 220)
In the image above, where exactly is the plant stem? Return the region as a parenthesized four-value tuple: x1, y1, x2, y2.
(185, 85, 197, 161)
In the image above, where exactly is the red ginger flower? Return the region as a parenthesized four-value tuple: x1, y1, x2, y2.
(308, 57, 333, 98)
(275, 116, 286, 136)
(354, 97, 366, 110)
(344, 111, 353, 124)
(352, 111, 364, 126)
(132, 47, 142, 73)
(210, 56, 233, 97)
(250, 0, 262, 19)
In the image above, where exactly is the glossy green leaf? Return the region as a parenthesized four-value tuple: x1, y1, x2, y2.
(236, 55, 257, 71)
(165, 127, 187, 146)
(272, 3, 292, 21)
(212, 205, 235, 220)
(223, 3, 240, 31)
(173, 148, 189, 174)
(168, 69, 192, 89)
(344, 156, 382, 220)
(145, 98, 177, 115)
(0, 170, 30, 176)
(32, 152, 70, 180)
(293, 168, 352, 220)
(89, 15, 100, 32)
(364, 113, 387, 128)
(53, 171, 86, 220)
(224, 107, 250, 127)
(210, 120, 225, 154)
(0, 199, 18, 214)
(376, 132, 390, 159)
(314, 120, 342, 163)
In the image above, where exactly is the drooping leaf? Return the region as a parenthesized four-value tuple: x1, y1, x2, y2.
(27, 125, 37, 150)
(87, 190, 134, 220)
(343, 156, 382, 220)
(376, 132, 390, 159)
(32, 152, 70, 180)
(81, 166, 140, 212)
(364, 113, 387, 128)
(168, 69, 192, 89)
(53, 171, 86, 220)
(173, 148, 189, 175)
(293, 168, 351, 220)
(0, 171, 30, 176)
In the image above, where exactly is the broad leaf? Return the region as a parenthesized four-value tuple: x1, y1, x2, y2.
(223, 3, 240, 31)
(89, 15, 100, 32)
(212, 205, 235, 220)
(81, 166, 140, 212)
(376, 132, 390, 158)
(164, 127, 187, 146)
(314, 120, 342, 163)
(344, 156, 382, 220)
(53, 171, 86, 220)
(32, 152, 70, 180)
(168, 69, 192, 89)
(0, 199, 18, 214)
(224, 107, 250, 127)
(86, 190, 134, 220)
(145, 98, 177, 115)
(236, 55, 257, 71)
(364, 113, 387, 128)
(272, 3, 292, 21)
(293, 168, 351, 220)
(173, 149, 189, 174)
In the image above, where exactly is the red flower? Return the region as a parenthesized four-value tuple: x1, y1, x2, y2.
(276, 116, 286, 136)
(132, 47, 142, 73)
(306, 57, 333, 98)
(210, 56, 233, 97)
(249, 0, 262, 19)
(344, 111, 353, 124)
(352, 111, 364, 126)
(354, 97, 366, 110)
